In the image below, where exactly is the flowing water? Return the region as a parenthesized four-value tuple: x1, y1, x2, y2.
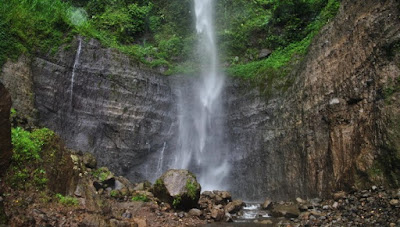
(69, 37, 82, 108)
(172, 0, 230, 191)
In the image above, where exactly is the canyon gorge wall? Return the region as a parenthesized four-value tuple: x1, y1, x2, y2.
(1, 0, 399, 200)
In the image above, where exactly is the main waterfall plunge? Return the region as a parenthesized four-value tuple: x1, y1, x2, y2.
(171, 0, 230, 191)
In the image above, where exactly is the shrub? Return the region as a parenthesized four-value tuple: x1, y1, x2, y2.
(131, 194, 149, 202)
(56, 193, 79, 206)
(185, 180, 197, 200)
(8, 127, 55, 190)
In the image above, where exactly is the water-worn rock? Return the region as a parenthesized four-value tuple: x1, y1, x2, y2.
(152, 169, 201, 210)
(225, 200, 245, 214)
(258, 49, 272, 59)
(210, 208, 225, 221)
(83, 152, 97, 169)
(333, 191, 347, 200)
(0, 82, 12, 176)
(389, 199, 399, 206)
(271, 204, 300, 218)
(188, 208, 202, 217)
(262, 199, 272, 210)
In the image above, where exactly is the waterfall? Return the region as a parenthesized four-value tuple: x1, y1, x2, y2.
(172, 0, 230, 191)
(156, 142, 166, 177)
(69, 37, 82, 108)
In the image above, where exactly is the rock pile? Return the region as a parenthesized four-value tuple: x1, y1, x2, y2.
(261, 186, 400, 226)
(198, 190, 244, 222)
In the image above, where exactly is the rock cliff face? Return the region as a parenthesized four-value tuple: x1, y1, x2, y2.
(225, 0, 400, 200)
(31, 38, 178, 182)
(0, 82, 12, 176)
(0, 56, 36, 126)
(1, 0, 399, 201)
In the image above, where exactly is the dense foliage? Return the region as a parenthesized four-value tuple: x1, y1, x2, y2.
(0, 0, 340, 77)
(8, 127, 55, 189)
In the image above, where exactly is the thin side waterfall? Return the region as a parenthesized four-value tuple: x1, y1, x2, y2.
(172, 0, 230, 191)
(69, 37, 82, 108)
(156, 142, 166, 177)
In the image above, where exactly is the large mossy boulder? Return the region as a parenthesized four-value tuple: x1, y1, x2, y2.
(152, 169, 201, 210)
(0, 82, 12, 176)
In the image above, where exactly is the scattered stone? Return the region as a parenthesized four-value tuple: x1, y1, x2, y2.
(210, 208, 224, 221)
(333, 191, 346, 200)
(332, 201, 339, 209)
(133, 181, 152, 191)
(122, 211, 132, 219)
(372, 186, 378, 191)
(109, 219, 133, 227)
(74, 184, 83, 197)
(258, 49, 272, 59)
(188, 208, 202, 217)
(262, 199, 273, 210)
(132, 218, 146, 227)
(259, 220, 273, 225)
(310, 198, 322, 205)
(82, 152, 97, 169)
(271, 204, 300, 218)
(299, 204, 309, 212)
(224, 212, 233, 222)
(296, 197, 307, 204)
(389, 199, 399, 206)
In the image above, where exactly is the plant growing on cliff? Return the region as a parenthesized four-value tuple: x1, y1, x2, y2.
(8, 127, 55, 190)
(131, 194, 149, 202)
(56, 193, 79, 206)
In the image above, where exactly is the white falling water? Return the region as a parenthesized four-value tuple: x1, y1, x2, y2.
(156, 142, 166, 177)
(173, 0, 230, 191)
(70, 37, 82, 108)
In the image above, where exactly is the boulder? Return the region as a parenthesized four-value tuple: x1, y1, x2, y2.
(152, 169, 201, 210)
(262, 199, 273, 210)
(82, 152, 97, 169)
(271, 204, 300, 218)
(258, 49, 272, 59)
(133, 181, 152, 191)
(211, 208, 225, 221)
(0, 82, 12, 176)
(188, 208, 202, 217)
(225, 200, 245, 214)
(333, 191, 347, 200)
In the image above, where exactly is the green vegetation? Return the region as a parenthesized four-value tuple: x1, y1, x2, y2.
(172, 195, 181, 208)
(0, 0, 72, 66)
(131, 194, 149, 202)
(0, 0, 340, 79)
(8, 127, 55, 190)
(91, 167, 112, 181)
(55, 193, 79, 206)
(383, 77, 400, 104)
(110, 190, 118, 197)
(10, 108, 17, 120)
(185, 180, 197, 200)
(227, 0, 340, 78)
